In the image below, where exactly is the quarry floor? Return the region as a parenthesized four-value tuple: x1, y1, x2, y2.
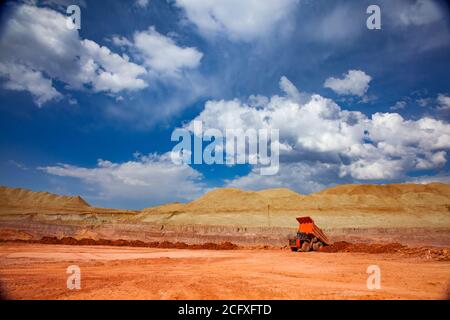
(0, 243, 449, 300)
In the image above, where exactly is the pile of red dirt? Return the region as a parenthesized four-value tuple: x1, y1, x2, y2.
(320, 241, 406, 253)
(2, 236, 239, 250)
(320, 241, 450, 261)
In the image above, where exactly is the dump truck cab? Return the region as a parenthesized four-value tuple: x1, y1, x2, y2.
(289, 216, 330, 252)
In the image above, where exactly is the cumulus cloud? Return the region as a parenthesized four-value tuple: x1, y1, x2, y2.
(226, 162, 340, 194)
(113, 27, 203, 77)
(279, 76, 303, 103)
(0, 4, 148, 106)
(39, 77, 450, 199)
(174, 0, 298, 41)
(185, 76, 450, 187)
(40, 153, 206, 207)
(0, 62, 62, 106)
(80, 39, 147, 93)
(0, 3, 204, 108)
(324, 70, 372, 97)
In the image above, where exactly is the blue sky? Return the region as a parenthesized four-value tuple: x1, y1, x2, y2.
(0, 0, 449, 209)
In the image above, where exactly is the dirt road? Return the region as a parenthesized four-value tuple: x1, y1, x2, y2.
(0, 243, 449, 300)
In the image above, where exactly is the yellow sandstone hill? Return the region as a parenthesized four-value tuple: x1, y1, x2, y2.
(0, 185, 90, 209)
(143, 183, 450, 214)
(0, 185, 136, 217)
(140, 183, 450, 228)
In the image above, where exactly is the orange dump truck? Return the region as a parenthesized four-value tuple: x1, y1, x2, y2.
(288, 216, 331, 252)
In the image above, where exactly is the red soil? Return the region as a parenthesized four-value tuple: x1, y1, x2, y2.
(1, 243, 449, 299)
(1, 236, 239, 250)
(1, 237, 449, 260)
(321, 241, 406, 253)
(321, 241, 450, 261)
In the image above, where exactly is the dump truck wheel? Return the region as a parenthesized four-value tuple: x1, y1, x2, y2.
(301, 241, 311, 252)
(312, 242, 323, 251)
(290, 247, 298, 252)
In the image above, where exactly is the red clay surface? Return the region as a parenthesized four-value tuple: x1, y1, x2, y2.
(0, 243, 449, 300)
(321, 241, 450, 260)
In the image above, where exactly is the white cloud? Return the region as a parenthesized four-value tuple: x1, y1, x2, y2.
(185, 76, 450, 182)
(135, 0, 149, 8)
(40, 153, 206, 206)
(81, 39, 147, 93)
(111, 36, 133, 47)
(174, 0, 298, 41)
(310, 4, 363, 43)
(0, 4, 148, 106)
(374, 0, 450, 53)
(40, 0, 87, 10)
(339, 158, 406, 180)
(40, 76, 450, 201)
(226, 162, 339, 194)
(125, 27, 203, 77)
(0, 4, 204, 108)
(398, 0, 443, 26)
(390, 101, 407, 111)
(324, 70, 372, 97)
(416, 97, 432, 107)
(437, 93, 450, 111)
(0, 62, 62, 106)
(279, 76, 302, 102)
(408, 173, 450, 184)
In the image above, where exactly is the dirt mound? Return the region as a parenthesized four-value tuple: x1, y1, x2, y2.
(187, 188, 270, 212)
(321, 241, 406, 253)
(321, 241, 450, 261)
(5, 237, 239, 250)
(0, 186, 90, 209)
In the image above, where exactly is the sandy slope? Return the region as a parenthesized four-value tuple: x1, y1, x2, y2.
(0, 243, 449, 300)
(0, 186, 137, 217)
(144, 183, 450, 214)
(0, 186, 90, 208)
(140, 183, 450, 228)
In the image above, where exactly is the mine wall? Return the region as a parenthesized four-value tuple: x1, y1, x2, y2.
(1, 220, 449, 247)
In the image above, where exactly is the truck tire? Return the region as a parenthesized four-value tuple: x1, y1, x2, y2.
(312, 242, 323, 251)
(301, 241, 311, 252)
(290, 247, 299, 252)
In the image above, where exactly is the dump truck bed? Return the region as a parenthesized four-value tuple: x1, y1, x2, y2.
(296, 216, 330, 245)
